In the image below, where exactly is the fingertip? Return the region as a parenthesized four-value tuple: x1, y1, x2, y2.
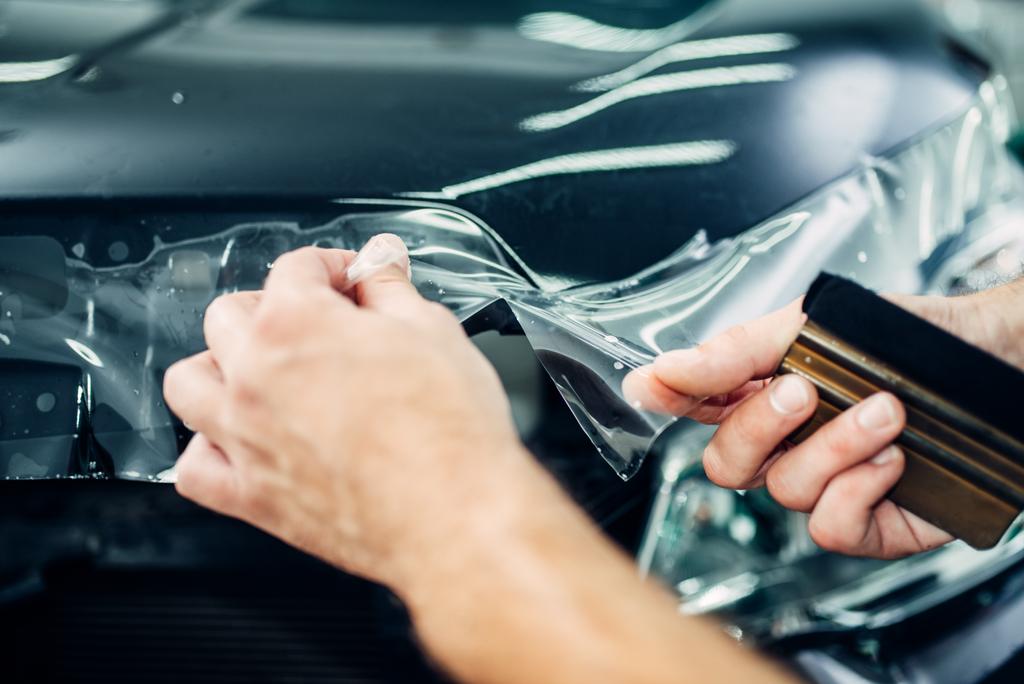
(854, 392, 906, 434)
(349, 235, 424, 314)
(785, 295, 807, 321)
(621, 365, 653, 409)
(870, 444, 904, 468)
(622, 364, 696, 415)
(347, 233, 411, 285)
(767, 374, 816, 417)
(374, 232, 409, 253)
(886, 392, 907, 426)
(806, 449, 907, 556)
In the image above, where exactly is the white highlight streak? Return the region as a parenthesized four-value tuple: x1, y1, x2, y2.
(0, 55, 77, 83)
(64, 338, 104, 368)
(576, 34, 799, 92)
(405, 140, 736, 200)
(522, 63, 796, 132)
(517, 10, 718, 52)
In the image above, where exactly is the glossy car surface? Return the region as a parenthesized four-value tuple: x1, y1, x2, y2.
(1, 0, 988, 286)
(2, 1, 1021, 683)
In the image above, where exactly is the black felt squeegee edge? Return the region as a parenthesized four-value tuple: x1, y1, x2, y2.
(802, 273, 1024, 444)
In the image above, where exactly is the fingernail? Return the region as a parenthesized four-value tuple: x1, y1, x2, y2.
(347, 234, 409, 283)
(856, 393, 899, 431)
(871, 445, 901, 465)
(768, 375, 809, 415)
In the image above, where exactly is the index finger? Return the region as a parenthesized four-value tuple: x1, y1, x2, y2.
(263, 247, 357, 294)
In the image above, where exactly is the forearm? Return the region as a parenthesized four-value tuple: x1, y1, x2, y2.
(394, 452, 795, 684)
(955, 278, 1024, 369)
(891, 278, 1023, 370)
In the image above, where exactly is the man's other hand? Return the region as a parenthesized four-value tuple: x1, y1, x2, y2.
(623, 297, 961, 559)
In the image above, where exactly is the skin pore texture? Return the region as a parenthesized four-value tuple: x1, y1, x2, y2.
(162, 234, 1021, 683)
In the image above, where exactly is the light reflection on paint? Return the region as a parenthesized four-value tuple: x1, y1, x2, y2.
(517, 9, 720, 52)
(0, 55, 77, 83)
(575, 33, 799, 92)
(402, 140, 737, 200)
(410, 245, 523, 280)
(65, 338, 104, 368)
(522, 64, 796, 132)
(400, 209, 483, 236)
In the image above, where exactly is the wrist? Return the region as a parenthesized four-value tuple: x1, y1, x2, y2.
(395, 456, 652, 683)
(955, 281, 1024, 369)
(389, 452, 792, 684)
(387, 444, 584, 606)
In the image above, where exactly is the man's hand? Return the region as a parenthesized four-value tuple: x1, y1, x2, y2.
(163, 235, 534, 589)
(163, 235, 798, 684)
(620, 294, 1010, 560)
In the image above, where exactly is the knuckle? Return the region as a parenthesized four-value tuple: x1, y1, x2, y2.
(807, 516, 846, 552)
(721, 324, 749, 347)
(829, 471, 863, 502)
(728, 405, 763, 454)
(276, 246, 316, 268)
(173, 477, 194, 501)
(251, 300, 293, 339)
(721, 325, 752, 365)
(226, 376, 261, 410)
(204, 294, 229, 322)
(236, 475, 272, 518)
(173, 457, 201, 500)
(765, 465, 809, 511)
(702, 441, 741, 488)
(703, 324, 754, 379)
(422, 301, 459, 329)
(234, 480, 260, 512)
(694, 336, 722, 364)
(162, 360, 186, 398)
(820, 419, 859, 459)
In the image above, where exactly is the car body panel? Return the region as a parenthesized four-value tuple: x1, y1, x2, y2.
(0, 0, 988, 287)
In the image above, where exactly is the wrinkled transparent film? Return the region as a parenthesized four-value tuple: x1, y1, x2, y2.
(0, 202, 685, 480)
(2, 76, 1021, 484)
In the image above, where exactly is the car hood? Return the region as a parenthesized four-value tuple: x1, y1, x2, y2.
(0, 0, 986, 288)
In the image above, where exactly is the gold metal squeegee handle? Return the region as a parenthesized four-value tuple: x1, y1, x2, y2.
(779, 321, 1024, 549)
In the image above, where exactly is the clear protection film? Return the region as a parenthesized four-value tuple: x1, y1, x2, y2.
(0, 200, 677, 481)
(1, 76, 1021, 487)
(639, 77, 1024, 644)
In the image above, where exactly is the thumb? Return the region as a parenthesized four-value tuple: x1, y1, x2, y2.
(652, 297, 806, 397)
(347, 234, 421, 314)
